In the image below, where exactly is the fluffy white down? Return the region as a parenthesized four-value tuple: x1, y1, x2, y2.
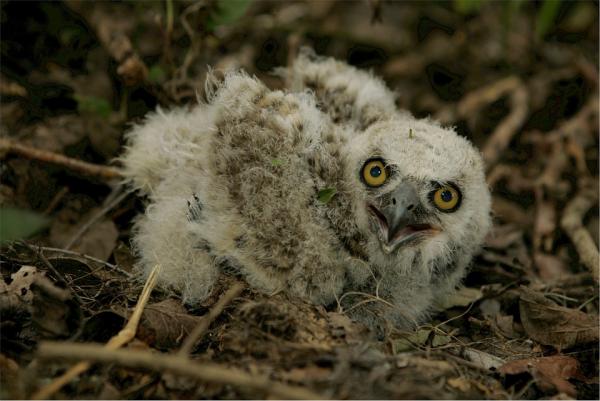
(119, 52, 492, 330)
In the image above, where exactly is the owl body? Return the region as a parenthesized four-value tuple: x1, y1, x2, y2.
(121, 52, 491, 329)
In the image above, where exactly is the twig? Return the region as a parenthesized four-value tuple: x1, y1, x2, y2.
(43, 186, 69, 215)
(33, 245, 132, 278)
(456, 76, 521, 118)
(179, 282, 245, 356)
(24, 243, 85, 308)
(92, 13, 148, 86)
(0, 138, 122, 180)
(560, 182, 599, 282)
(64, 187, 131, 250)
(37, 342, 325, 400)
(481, 83, 529, 167)
(31, 265, 161, 400)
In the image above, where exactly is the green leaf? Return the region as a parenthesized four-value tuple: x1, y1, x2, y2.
(148, 65, 166, 84)
(454, 0, 484, 15)
(0, 207, 50, 243)
(74, 95, 112, 118)
(536, 0, 562, 40)
(207, 0, 252, 30)
(317, 187, 337, 204)
(270, 158, 284, 167)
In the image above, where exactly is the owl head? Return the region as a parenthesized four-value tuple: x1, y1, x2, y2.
(340, 116, 491, 277)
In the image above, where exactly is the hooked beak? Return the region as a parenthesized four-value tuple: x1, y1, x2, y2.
(367, 184, 439, 253)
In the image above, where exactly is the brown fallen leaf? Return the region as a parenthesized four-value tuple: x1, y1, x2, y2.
(50, 207, 119, 261)
(500, 355, 585, 397)
(0, 265, 38, 312)
(137, 298, 204, 349)
(0, 353, 20, 399)
(534, 253, 570, 282)
(447, 376, 471, 392)
(439, 286, 483, 309)
(31, 272, 80, 338)
(461, 348, 505, 371)
(519, 286, 599, 349)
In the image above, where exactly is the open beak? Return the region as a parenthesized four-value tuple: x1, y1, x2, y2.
(367, 184, 439, 254)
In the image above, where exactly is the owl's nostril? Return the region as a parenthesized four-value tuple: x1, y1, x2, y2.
(392, 198, 396, 205)
(407, 204, 414, 211)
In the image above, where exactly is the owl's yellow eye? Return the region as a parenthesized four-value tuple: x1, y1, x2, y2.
(361, 159, 387, 187)
(431, 184, 461, 212)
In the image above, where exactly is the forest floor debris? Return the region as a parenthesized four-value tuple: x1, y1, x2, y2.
(0, 1, 597, 399)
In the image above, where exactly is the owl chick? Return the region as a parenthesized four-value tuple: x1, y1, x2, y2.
(119, 52, 491, 330)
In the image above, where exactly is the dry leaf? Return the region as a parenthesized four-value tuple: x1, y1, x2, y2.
(534, 252, 569, 281)
(137, 298, 203, 349)
(519, 286, 599, 349)
(462, 347, 505, 370)
(447, 377, 471, 392)
(495, 315, 515, 338)
(30, 273, 79, 338)
(8, 265, 40, 303)
(50, 209, 118, 261)
(0, 353, 20, 399)
(439, 286, 483, 309)
(1, 266, 38, 312)
(394, 329, 451, 353)
(500, 355, 585, 397)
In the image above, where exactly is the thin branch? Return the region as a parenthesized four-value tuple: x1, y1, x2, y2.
(481, 83, 529, 167)
(64, 188, 131, 250)
(179, 281, 245, 356)
(33, 245, 132, 278)
(0, 138, 122, 180)
(37, 342, 325, 400)
(560, 182, 599, 282)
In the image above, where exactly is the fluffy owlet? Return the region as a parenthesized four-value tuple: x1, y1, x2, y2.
(120, 50, 491, 330)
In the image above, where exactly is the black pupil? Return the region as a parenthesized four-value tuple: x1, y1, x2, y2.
(370, 166, 382, 178)
(441, 190, 453, 202)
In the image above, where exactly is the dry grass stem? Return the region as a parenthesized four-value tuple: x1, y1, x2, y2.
(31, 265, 161, 399)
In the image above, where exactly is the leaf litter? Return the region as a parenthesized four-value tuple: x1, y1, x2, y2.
(0, 1, 598, 399)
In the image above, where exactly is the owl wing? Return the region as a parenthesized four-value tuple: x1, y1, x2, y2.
(118, 105, 215, 195)
(285, 47, 399, 130)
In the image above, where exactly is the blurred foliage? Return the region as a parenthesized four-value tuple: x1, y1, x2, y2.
(207, 0, 252, 30)
(0, 207, 49, 243)
(454, 0, 567, 40)
(453, 0, 484, 15)
(74, 94, 112, 118)
(148, 64, 167, 84)
(536, 0, 562, 39)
